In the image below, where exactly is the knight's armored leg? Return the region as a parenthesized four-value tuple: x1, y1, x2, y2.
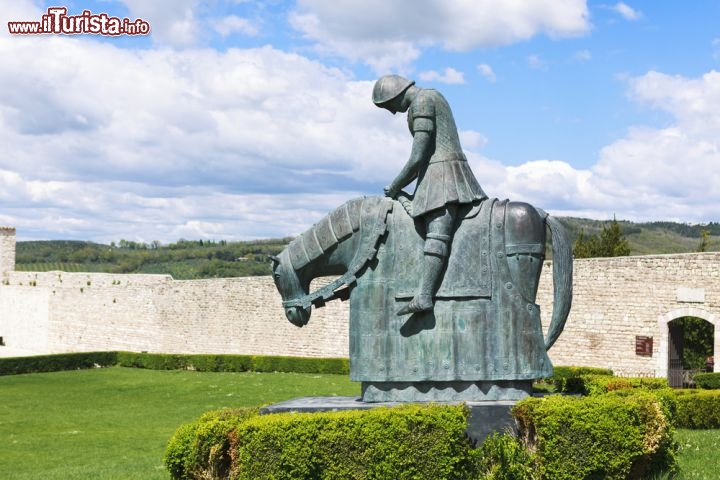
(397, 206, 455, 315)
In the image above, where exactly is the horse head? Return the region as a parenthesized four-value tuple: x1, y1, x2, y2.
(270, 252, 312, 327)
(270, 195, 394, 329)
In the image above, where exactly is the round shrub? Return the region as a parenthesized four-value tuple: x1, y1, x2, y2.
(513, 392, 677, 480)
(694, 372, 720, 389)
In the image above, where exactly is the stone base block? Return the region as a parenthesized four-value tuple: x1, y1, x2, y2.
(260, 396, 518, 445)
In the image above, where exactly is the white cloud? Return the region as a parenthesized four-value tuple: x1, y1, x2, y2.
(627, 70, 720, 135)
(479, 159, 598, 211)
(213, 15, 258, 37)
(0, 168, 363, 242)
(459, 131, 488, 150)
(463, 69, 720, 224)
(713, 39, 720, 60)
(590, 70, 720, 217)
(536, 70, 720, 222)
(0, 36, 411, 183)
(574, 49, 592, 61)
(2, 0, 717, 244)
(613, 2, 642, 21)
(0, 30, 417, 241)
(119, 0, 199, 47)
(527, 54, 548, 70)
(477, 63, 497, 82)
(290, 0, 590, 72)
(418, 67, 465, 84)
(0, 0, 44, 38)
(289, 9, 422, 74)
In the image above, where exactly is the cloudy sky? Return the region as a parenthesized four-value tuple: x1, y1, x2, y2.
(1, 1, 719, 243)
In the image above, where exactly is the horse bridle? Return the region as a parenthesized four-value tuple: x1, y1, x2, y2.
(280, 210, 391, 311)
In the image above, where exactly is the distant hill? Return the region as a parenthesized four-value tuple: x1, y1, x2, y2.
(15, 238, 291, 280)
(13, 218, 719, 279)
(557, 218, 720, 256)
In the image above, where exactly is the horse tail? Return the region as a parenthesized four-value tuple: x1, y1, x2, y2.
(544, 214, 573, 350)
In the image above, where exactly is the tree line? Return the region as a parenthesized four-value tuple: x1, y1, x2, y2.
(14, 217, 719, 277)
(572, 218, 631, 258)
(571, 218, 716, 259)
(15, 238, 292, 279)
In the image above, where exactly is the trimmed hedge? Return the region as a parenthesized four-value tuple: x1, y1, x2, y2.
(0, 351, 349, 376)
(166, 404, 478, 480)
(513, 392, 677, 479)
(236, 405, 477, 480)
(673, 389, 720, 429)
(166, 392, 681, 480)
(546, 366, 614, 393)
(115, 352, 349, 375)
(116, 352, 255, 372)
(0, 351, 118, 375)
(250, 355, 349, 375)
(694, 372, 720, 389)
(472, 432, 539, 480)
(165, 408, 260, 480)
(579, 374, 669, 396)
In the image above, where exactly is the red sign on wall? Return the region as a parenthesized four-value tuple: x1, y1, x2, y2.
(635, 336, 653, 356)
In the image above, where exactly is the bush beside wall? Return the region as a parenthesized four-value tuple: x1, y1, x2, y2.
(547, 366, 614, 393)
(513, 392, 677, 480)
(693, 372, 720, 389)
(250, 356, 349, 375)
(118, 352, 349, 375)
(579, 375, 669, 396)
(0, 351, 118, 375)
(673, 390, 720, 429)
(0, 351, 349, 376)
(116, 352, 255, 372)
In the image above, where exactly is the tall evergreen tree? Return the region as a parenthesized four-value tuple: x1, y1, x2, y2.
(573, 229, 592, 258)
(573, 218, 630, 258)
(597, 217, 631, 257)
(697, 229, 711, 252)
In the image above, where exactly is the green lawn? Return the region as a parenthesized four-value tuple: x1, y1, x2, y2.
(674, 429, 720, 479)
(0, 367, 359, 480)
(1, 368, 718, 479)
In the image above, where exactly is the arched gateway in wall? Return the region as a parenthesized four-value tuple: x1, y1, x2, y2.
(657, 307, 718, 383)
(1, 225, 720, 379)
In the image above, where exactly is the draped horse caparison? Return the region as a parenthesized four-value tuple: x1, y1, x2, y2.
(271, 195, 572, 402)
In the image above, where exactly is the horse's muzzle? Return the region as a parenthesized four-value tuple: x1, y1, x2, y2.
(286, 306, 311, 327)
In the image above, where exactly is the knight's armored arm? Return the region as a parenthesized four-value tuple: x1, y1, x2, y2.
(385, 130, 432, 197)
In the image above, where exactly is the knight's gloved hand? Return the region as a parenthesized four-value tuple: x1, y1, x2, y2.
(384, 185, 398, 198)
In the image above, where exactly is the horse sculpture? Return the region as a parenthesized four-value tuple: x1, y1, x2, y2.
(271, 194, 572, 402)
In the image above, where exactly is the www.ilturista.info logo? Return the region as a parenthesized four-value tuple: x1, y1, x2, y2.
(8, 7, 150, 36)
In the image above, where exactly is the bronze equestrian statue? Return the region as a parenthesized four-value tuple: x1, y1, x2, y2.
(271, 76, 573, 402)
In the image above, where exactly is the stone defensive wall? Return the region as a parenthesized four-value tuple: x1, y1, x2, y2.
(537, 252, 720, 377)
(0, 271, 349, 359)
(0, 226, 718, 378)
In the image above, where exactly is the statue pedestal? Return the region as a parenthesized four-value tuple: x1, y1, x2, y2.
(259, 396, 518, 445)
(361, 380, 532, 402)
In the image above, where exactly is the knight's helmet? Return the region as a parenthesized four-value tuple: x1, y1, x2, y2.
(372, 75, 415, 106)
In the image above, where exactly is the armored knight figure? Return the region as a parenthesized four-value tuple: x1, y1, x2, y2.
(373, 74, 487, 315)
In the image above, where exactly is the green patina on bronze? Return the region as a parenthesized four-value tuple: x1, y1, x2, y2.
(271, 76, 573, 402)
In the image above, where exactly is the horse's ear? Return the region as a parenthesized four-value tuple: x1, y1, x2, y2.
(268, 255, 280, 265)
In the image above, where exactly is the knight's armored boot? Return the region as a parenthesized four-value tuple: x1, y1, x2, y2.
(397, 233, 449, 315)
